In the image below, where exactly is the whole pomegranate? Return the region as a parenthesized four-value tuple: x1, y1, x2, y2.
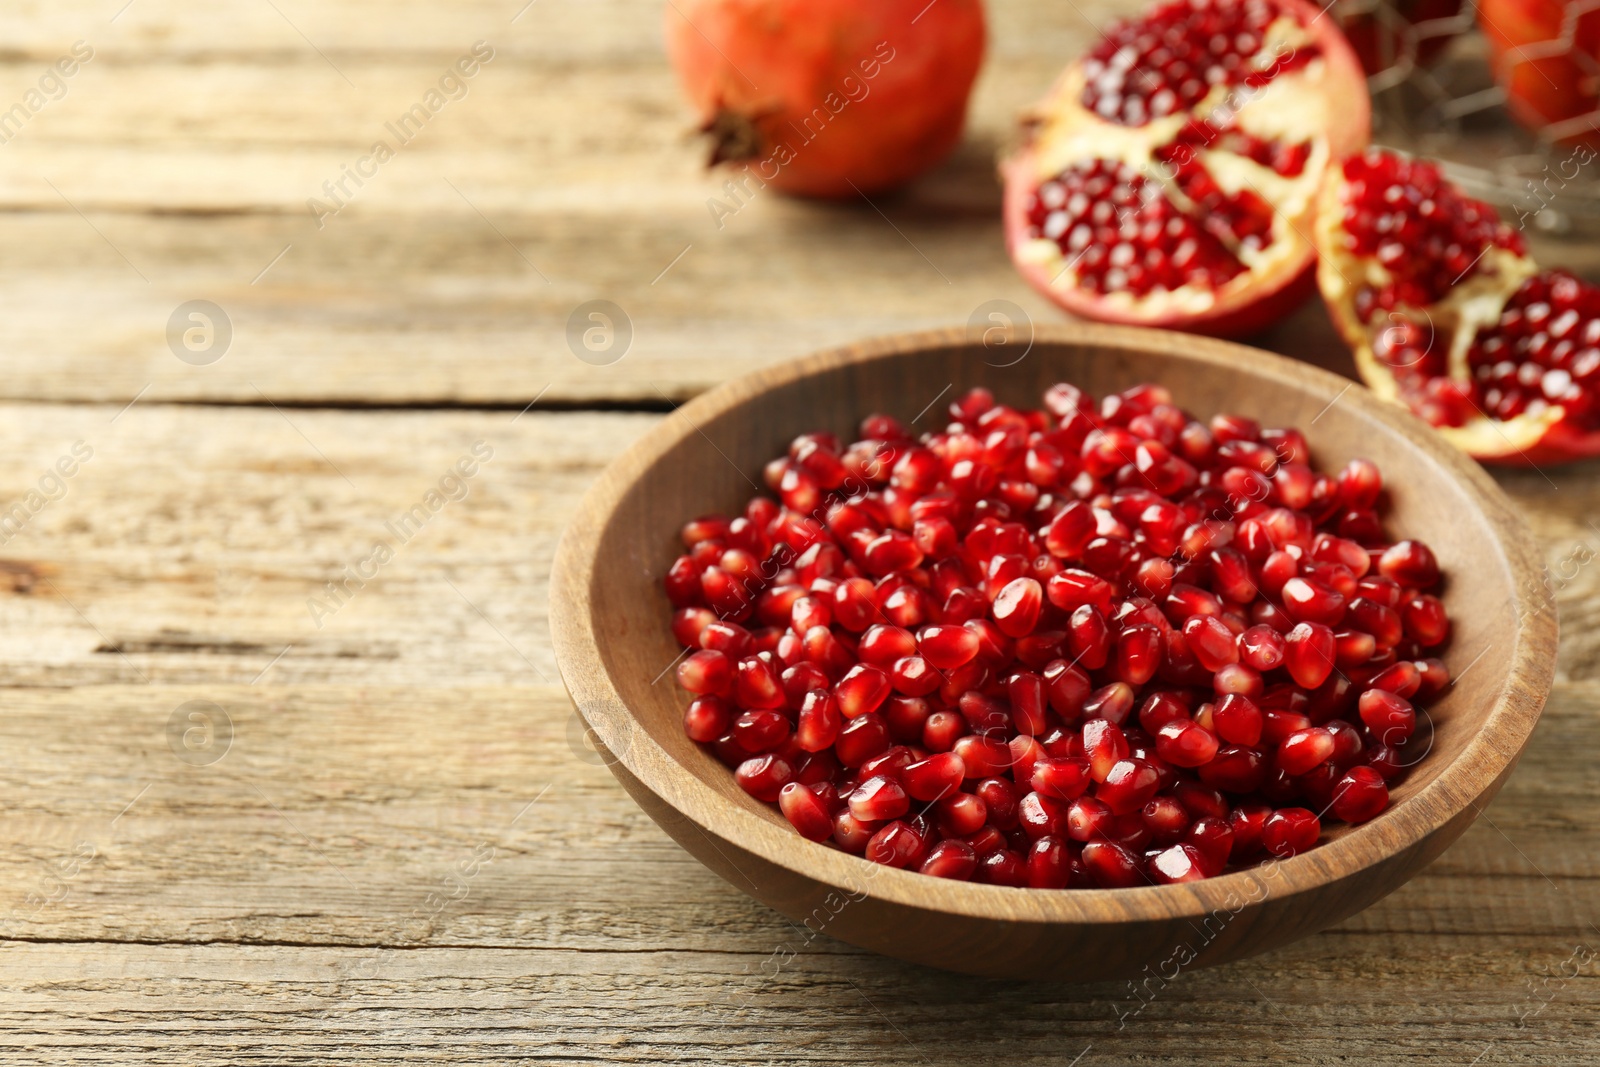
(1316, 149, 1600, 464)
(665, 0, 986, 199)
(1478, 0, 1600, 148)
(1001, 0, 1371, 338)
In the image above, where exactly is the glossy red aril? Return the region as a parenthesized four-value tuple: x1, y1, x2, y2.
(1276, 726, 1335, 776)
(668, 382, 1451, 887)
(779, 782, 836, 841)
(1002, 0, 1371, 337)
(903, 752, 965, 802)
(1316, 148, 1600, 464)
(1332, 765, 1390, 823)
(1261, 807, 1321, 857)
(849, 775, 910, 822)
(920, 839, 979, 880)
(1150, 843, 1210, 884)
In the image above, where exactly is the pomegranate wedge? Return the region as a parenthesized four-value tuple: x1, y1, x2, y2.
(1002, 0, 1370, 337)
(1316, 149, 1600, 465)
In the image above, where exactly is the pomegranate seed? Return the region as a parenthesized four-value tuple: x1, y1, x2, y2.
(1237, 624, 1285, 670)
(1281, 576, 1346, 626)
(1211, 693, 1263, 746)
(833, 663, 890, 718)
(1261, 808, 1321, 857)
(1334, 629, 1377, 668)
(1379, 541, 1440, 588)
(857, 624, 916, 665)
(903, 752, 965, 801)
(953, 734, 1014, 779)
(1138, 691, 1189, 733)
(1339, 459, 1382, 509)
(1065, 796, 1111, 842)
(683, 696, 733, 743)
(1026, 836, 1076, 889)
(1066, 605, 1113, 669)
(779, 782, 836, 841)
(1284, 622, 1337, 688)
(1184, 816, 1234, 874)
(835, 713, 890, 767)
(1183, 614, 1238, 671)
(1046, 568, 1115, 613)
(1082, 840, 1143, 888)
(922, 709, 964, 752)
(1083, 719, 1129, 782)
(917, 624, 980, 670)
(1006, 670, 1050, 736)
(1115, 624, 1164, 685)
(866, 821, 926, 868)
(920, 839, 978, 880)
(677, 649, 734, 696)
(1358, 689, 1416, 743)
(1174, 781, 1229, 821)
(978, 849, 1029, 887)
(1098, 758, 1161, 815)
(1276, 727, 1336, 776)
(1156, 719, 1220, 768)
(936, 792, 988, 836)
(992, 577, 1044, 638)
(733, 709, 789, 753)
(850, 775, 910, 822)
(1043, 658, 1092, 718)
(1018, 790, 1072, 838)
(735, 754, 793, 802)
(1332, 766, 1389, 823)
(1368, 660, 1422, 698)
(1402, 594, 1450, 646)
(1149, 843, 1209, 884)
(1140, 795, 1191, 844)
(1198, 745, 1266, 793)
(831, 809, 874, 853)
(1213, 662, 1263, 698)
(1031, 756, 1093, 801)
(1083, 681, 1136, 725)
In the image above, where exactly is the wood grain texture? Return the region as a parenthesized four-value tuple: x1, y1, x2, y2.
(0, 682, 1595, 1063)
(0, 0, 1582, 407)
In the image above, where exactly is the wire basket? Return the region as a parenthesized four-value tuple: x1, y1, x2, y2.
(1349, 0, 1600, 237)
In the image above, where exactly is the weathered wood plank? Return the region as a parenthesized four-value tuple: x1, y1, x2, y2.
(0, 404, 656, 687)
(0, 683, 1595, 948)
(0, 681, 1595, 1063)
(0, 1, 1583, 407)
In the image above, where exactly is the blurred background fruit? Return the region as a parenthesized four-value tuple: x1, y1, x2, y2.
(1334, 0, 1466, 80)
(1478, 0, 1600, 148)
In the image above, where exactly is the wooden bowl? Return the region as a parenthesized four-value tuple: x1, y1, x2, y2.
(549, 325, 1556, 981)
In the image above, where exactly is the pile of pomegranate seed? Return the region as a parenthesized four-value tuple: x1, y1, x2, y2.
(665, 384, 1451, 888)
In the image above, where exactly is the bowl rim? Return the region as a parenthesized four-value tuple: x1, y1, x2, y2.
(549, 323, 1557, 925)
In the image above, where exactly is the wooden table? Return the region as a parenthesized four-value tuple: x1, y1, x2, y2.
(2, 1, 1596, 1062)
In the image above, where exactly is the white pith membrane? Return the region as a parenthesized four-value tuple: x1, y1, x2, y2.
(1313, 174, 1559, 459)
(1015, 16, 1338, 319)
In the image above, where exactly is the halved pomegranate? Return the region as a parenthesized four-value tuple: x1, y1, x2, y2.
(1001, 0, 1371, 337)
(1315, 148, 1600, 464)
